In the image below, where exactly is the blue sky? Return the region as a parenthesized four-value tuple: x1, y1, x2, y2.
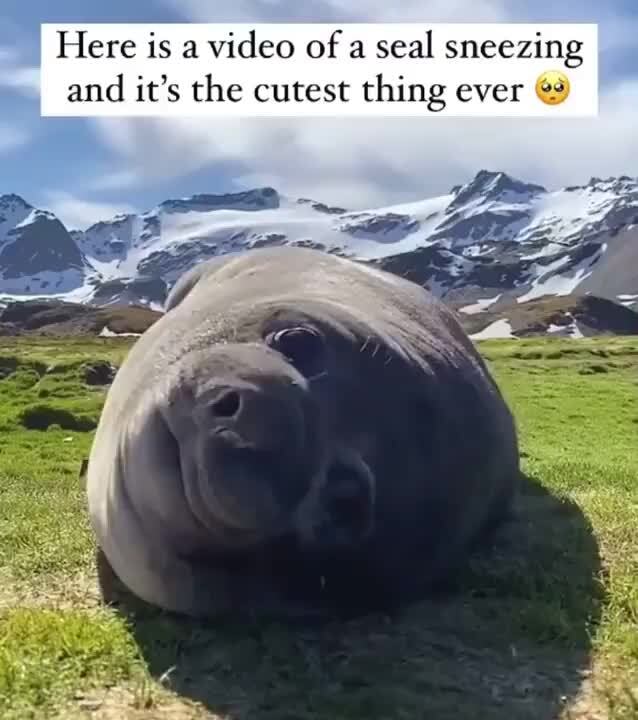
(2, 0, 638, 229)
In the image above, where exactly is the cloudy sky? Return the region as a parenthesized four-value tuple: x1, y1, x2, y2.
(1, 0, 637, 229)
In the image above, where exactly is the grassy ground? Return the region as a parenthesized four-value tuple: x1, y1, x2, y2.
(0, 334, 636, 719)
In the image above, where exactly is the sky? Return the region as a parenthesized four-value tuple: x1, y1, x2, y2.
(1, 0, 638, 230)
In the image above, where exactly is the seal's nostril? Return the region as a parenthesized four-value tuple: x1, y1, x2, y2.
(211, 390, 241, 419)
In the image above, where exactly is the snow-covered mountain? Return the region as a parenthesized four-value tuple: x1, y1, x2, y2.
(0, 194, 91, 297)
(1, 170, 637, 313)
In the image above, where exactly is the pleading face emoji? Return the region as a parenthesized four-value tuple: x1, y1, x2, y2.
(535, 70, 570, 106)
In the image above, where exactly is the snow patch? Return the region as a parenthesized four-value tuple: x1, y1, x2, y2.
(0, 269, 86, 297)
(99, 325, 142, 338)
(458, 293, 501, 314)
(569, 321, 585, 338)
(516, 251, 595, 303)
(470, 318, 516, 340)
(616, 293, 638, 308)
(547, 312, 585, 338)
(547, 322, 582, 337)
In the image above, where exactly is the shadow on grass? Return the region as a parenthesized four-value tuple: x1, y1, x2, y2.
(102, 472, 603, 720)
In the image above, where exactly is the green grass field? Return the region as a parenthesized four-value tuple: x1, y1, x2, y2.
(0, 334, 636, 719)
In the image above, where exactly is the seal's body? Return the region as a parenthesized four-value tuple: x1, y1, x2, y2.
(86, 246, 518, 618)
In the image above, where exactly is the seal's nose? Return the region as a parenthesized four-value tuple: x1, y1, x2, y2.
(203, 382, 312, 512)
(209, 389, 242, 419)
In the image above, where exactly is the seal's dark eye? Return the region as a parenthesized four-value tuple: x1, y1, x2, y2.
(541, 82, 552, 93)
(269, 327, 326, 379)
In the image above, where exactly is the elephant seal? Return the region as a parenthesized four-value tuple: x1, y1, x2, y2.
(86, 245, 519, 619)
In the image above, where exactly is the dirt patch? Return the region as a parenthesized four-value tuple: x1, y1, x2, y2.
(83, 361, 118, 386)
(579, 364, 610, 375)
(93, 307, 161, 335)
(57, 687, 210, 720)
(54, 665, 606, 720)
(19, 405, 98, 431)
(0, 570, 101, 613)
(0, 356, 48, 381)
(0, 356, 19, 379)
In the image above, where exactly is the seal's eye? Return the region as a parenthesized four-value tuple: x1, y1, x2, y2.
(268, 326, 326, 379)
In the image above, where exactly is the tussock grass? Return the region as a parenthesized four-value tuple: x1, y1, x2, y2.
(0, 335, 636, 719)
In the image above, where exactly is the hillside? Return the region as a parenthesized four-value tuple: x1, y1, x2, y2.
(0, 299, 160, 337)
(457, 294, 638, 339)
(1, 171, 637, 312)
(2, 292, 637, 341)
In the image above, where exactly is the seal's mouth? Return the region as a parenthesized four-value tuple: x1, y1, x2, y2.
(322, 461, 373, 540)
(295, 452, 375, 550)
(194, 434, 311, 544)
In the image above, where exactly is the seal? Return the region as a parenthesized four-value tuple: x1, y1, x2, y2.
(86, 245, 519, 619)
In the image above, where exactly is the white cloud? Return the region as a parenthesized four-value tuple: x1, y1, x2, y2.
(41, 191, 138, 231)
(89, 169, 142, 192)
(0, 66, 40, 97)
(0, 123, 28, 153)
(162, 0, 507, 22)
(87, 0, 638, 208)
(89, 76, 638, 209)
(0, 48, 16, 63)
(0, 45, 39, 98)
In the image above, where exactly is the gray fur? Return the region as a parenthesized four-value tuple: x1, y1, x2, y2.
(86, 246, 519, 618)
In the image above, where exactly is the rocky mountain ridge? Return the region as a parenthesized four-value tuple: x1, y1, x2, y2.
(1, 171, 637, 314)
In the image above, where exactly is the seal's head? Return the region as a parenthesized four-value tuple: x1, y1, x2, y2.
(159, 318, 376, 553)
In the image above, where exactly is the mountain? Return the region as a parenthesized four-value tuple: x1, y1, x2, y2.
(1, 171, 637, 318)
(0, 194, 92, 297)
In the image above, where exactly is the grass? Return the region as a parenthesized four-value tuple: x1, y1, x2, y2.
(0, 334, 637, 719)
